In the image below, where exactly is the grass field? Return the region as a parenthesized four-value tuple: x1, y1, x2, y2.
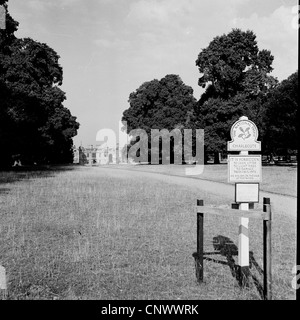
(0, 165, 297, 300)
(108, 163, 297, 197)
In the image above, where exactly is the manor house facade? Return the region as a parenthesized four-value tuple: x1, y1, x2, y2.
(73, 143, 125, 165)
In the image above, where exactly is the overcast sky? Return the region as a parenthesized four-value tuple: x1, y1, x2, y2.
(8, 0, 298, 147)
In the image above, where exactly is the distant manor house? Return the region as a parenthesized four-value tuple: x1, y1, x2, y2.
(73, 143, 126, 165)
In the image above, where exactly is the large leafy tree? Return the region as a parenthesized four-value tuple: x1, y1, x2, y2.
(122, 74, 197, 163)
(0, 0, 79, 167)
(262, 71, 298, 157)
(123, 74, 196, 132)
(195, 29, 277, 162)
(196, 28, 275, 100)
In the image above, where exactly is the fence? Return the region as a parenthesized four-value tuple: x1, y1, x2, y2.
(193, 197, 272, 300)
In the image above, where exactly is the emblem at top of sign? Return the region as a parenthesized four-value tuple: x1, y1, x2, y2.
(227, 116, 261, 151)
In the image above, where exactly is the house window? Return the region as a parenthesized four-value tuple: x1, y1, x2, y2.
(92, 153, 96, 158)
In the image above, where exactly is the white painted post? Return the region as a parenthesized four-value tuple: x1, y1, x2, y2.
(238, 150, 250, 285)
(0, 265, 7, 298)
(238, 206, 249, 267)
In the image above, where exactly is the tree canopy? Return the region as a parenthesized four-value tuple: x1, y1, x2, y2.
(122, 74, 197, 163)
(262, 71, 298, 156)
(195, 28, 276, 101)
(194, 28, 282, 161)
(0, 0, 79, 167)
(123, 74, 196, 133)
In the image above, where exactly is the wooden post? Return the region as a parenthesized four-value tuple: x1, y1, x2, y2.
(196, 199, 204, 282)
(237, 151, 250, 287)
(263, 197, 272, 300)
(232, 203, 250, 287)
(0, 265, 7, 299)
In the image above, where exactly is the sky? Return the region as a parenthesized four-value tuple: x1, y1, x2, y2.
(7, 0, 299, 147)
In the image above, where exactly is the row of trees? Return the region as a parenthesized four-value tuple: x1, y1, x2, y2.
(0, 0, 79, 168)
(122, 29, 298, 163)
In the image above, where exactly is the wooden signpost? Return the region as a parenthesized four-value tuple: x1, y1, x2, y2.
(228, 116, 262, 286)
(193, 116, 272, 298)
(194, 198, 272, 299)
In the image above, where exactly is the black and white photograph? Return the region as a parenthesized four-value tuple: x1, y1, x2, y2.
(0, 0, 298, 307)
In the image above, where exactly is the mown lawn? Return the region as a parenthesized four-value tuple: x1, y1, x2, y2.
(0, 165, 296, 300)
(108, 163, 297, 197)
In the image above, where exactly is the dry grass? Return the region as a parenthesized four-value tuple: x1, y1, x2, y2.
(106, 163, 297, 197)
(0, 165, 297, 300)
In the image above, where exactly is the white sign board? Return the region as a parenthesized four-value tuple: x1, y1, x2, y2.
(235, 183, 259, 203)
(228, 117, 261, 151)
(228, 155, 262, 182)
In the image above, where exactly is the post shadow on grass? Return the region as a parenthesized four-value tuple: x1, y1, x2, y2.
(201, 235, 264, 299)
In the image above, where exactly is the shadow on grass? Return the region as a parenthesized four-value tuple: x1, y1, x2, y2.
(203, 235, 264, 299)
(0, 164, 77, 186)
(0, 187, 10, 195)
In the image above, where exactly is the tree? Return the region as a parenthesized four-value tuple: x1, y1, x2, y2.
(0, 1, 79, 167)
(197, 93, 269, 160)
(195, 29, 277, 163)
(195, 29, 275, 100)
(122, 74, 197, 163)
(262, 71, 298, 157)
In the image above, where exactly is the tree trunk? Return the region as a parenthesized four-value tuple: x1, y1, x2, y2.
(214, 151, 220, 164)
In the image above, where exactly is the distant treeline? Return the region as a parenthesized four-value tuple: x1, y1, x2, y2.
(122, 29, 298, 163)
